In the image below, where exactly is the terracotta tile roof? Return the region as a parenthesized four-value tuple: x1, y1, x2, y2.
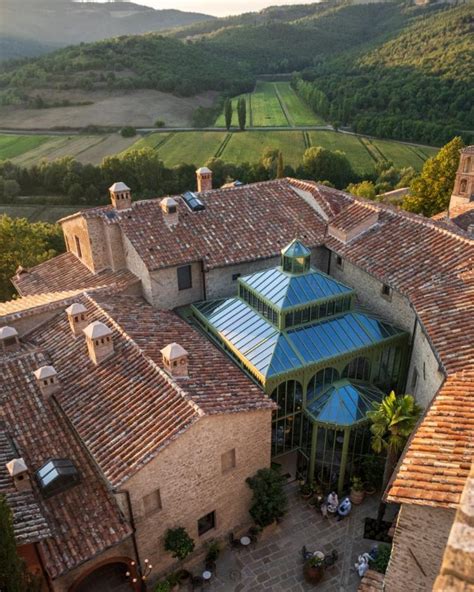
(0, 428, 52, 546)
(13, 252, 139, 296)
(23, 292, 271, 488)
(0, 351, 131, 578)
(287, 178, 352, 218)
(357, 569, 384, 592)
(387, 371, 474, 509)
(0, 289, 87, 321)
(79, 179, 328, 271)
(329, 201, 379, 234)
(94, 294, 276, 415)
(452, 209, 474, 234)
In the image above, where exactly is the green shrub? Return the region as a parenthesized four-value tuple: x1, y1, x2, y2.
(154, 581, 171, 592)
(120, 126, 137, 138)
(155, 120, 165, 128)
(246, 468, 288, 527)
(164, 527, 195, 560)
(370, 543, 392, 574)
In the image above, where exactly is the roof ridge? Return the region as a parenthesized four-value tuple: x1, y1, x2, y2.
(83, 293, 204, 418)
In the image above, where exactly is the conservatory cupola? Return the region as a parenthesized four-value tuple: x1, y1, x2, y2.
(281, 239, 311, 274)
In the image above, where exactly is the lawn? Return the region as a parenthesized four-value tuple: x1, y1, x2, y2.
(214, 95, 251, 128)
(222, 131, 306, 167)
(274, 82, 325, 126)
(369, 138, 438, 170)
(0, 203, 81, 223)
(0, 134, 53, 161)
(307, 131, 376, 174)
(155, 131, 228, 167)
(249, 82, 289, 127)
(123, 132, 172, 152)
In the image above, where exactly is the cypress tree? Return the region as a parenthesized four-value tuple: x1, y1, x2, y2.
(224, 98, 233, 131)
(0, 495, 27, 592)
(237, 97, 246, 131)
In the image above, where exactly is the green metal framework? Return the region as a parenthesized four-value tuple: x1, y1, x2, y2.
(190, 240, 409, 493)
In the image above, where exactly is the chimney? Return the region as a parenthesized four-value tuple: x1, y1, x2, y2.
(6, 458, 32, 492)
(0, 326, 20, 353)
(448, 146, 474, 218)
(160, 342, 189, 378)
(109, 182, 132, 210)
(160, 197, 179, 227)
(83, 321, 114, 365)
(65, 302, 88, 337)
(33, 365, 61, 397)
(196, 167, 212, 193)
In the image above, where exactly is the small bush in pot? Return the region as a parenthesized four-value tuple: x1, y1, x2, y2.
(300, 481, 313, 499)
(164, 527, 195, 560)
(303, 554, 324, 585)
(350, 476, 365, 504)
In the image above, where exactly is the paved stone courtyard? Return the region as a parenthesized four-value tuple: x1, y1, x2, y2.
(205, 484, 388, 592)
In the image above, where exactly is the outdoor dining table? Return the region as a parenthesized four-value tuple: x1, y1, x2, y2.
(240, 536, 251, 546)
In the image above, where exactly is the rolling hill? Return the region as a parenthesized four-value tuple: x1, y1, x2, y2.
(0, 0, 213, 60)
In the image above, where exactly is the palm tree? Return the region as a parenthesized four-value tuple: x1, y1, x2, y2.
(367, 391, 422, 491)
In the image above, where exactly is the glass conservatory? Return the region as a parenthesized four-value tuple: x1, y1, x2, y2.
(191, 239, 409, 493)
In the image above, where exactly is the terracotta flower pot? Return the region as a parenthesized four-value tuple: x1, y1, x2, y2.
(350, 488, 365, 505)
(303, 561, 324, 585)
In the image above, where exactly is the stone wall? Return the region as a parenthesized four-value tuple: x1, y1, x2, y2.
(61, 217, 109, 274)
(149, 261, 204, 309)
(123, 235, 153, 304)
(327, 251, 444, 407)
(124, 409, 272, 578)
(385, 504, 456, 592)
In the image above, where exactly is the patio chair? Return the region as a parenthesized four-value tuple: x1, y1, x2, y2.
(229, 532, 241, 549)
(323, 549, 338, 568)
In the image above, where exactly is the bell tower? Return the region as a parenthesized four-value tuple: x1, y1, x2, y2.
(449, 146, 474, 218)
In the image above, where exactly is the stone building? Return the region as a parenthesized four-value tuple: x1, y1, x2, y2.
(2, 152, 473, 591)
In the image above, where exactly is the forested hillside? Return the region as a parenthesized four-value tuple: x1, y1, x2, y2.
(294, 4, 473, 144)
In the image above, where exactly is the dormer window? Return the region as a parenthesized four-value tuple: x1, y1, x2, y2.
(36, 459, 80, 498)
(281, 239, 311, 274)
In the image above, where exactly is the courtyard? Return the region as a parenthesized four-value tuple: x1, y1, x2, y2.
(200, 483, 392, 592)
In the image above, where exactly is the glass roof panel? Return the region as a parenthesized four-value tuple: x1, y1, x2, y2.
(240, 267, 353, 310)
(281, 239, 311, 258)
(307, 380, 384, 426)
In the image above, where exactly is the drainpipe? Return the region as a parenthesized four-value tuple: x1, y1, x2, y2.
(35, 542, 54, 592)
(326, 249, 331, 276)
(115, 489, 145, 592)
(200, 260, 207, 300)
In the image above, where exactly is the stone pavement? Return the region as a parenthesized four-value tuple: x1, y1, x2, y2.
(205, 484, 386, 592)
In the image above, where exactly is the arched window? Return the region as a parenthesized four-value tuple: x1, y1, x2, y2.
(460, 179, 467, 194)
(463, 157, 471, 173)
(307, 367, 339, 402)
(342, 357, 370, 381)
(271, 380, 303, 418)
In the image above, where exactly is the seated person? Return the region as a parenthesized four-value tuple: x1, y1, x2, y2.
(336, 497, 352, 521)
(327, 491, 339, 513)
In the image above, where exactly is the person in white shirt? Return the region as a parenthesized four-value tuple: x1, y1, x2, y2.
(336, 497, 352, 521)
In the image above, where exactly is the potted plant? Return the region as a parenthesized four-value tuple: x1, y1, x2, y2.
(300, 481, 313, 500)
(154, 581, 171, 592)
(176, 569, 191, 585)
(246, 468, 288, 531)
(350, 476, 365, 505)
(364, 481, 377, 496)
(164, 527, 195, 561)
(303, 554, 324, 585)
(166, 573, 180, 592)
(205, 540, 220, 571)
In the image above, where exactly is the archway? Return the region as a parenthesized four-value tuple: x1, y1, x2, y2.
(342, 357, 370, 381)
(70, 557, 136, 592)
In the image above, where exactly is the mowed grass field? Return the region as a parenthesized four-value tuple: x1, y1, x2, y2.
(136, 129, 436, 173)
(0, 133, 138, 166)
(0, 203, 82, 223)
(214, 81, 323, 128)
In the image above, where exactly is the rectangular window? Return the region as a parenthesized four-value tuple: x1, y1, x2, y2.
(221, 448, 236, 473)
(177, 265, 192, 290)
(381, 284, 392, 300)
(335, 255, 343, 269)
(232, 273, 241, 281)
(198, 511, 215, 536)
(143, 489, 162, 516)
(74, 236, 82, 259)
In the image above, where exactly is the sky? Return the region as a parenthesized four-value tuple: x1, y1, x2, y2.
(95, 0, 320, 17)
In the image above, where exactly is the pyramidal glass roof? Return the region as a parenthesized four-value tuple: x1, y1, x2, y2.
(281, 239, 311, 258)
(240, 267, 353, 310)
(306, 380, 384, 426)
(192, 299, 405, 381)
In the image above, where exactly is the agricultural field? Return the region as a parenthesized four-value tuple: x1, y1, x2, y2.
(0, 203, 81, 223)
(273, 83, 324, 126)
(132, 129, 437, 174)
(0, 133, 137, 166)
(0, 134, 52, 160)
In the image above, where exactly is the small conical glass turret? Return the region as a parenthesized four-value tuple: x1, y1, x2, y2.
(281, 239, 311, 274)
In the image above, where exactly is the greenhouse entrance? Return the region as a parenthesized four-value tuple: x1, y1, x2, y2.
(191, 239, 409, 494)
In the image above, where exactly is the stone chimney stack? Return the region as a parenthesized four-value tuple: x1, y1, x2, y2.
(0, 326, 20, 353)
(449, 146, 474, 218)
(109, 182, 132, 210)
(33, 365, 61, 398)
(160, 343, 189, 378)
(160, 197, 179, 227)
(83, 321, 114, 365)
(196, 167, 213, 193)
(65, 303, 88, 337)
(6, 458, 32, 492)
